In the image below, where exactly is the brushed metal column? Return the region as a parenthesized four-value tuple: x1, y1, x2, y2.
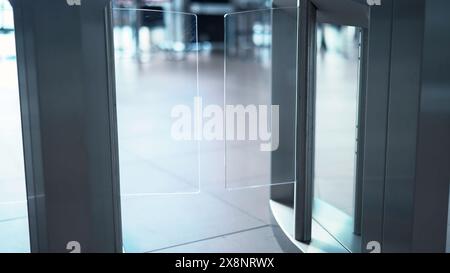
(10, 0, 122, 253)
(382, 0, 450, 253)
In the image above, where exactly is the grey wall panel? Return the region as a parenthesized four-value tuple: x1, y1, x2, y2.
(382, 0, 425, 253)
(381, 0, 449, 253)
(411, 0, 450, 253)
(360, 0, 394, 252)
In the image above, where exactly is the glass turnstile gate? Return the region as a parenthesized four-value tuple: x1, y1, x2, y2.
(4, 0, 450, 253)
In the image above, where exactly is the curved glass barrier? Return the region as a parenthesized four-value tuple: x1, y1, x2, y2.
(313, 23, 362, 252)
(113, 8, 200, 196)
(224, 7, 298, 190)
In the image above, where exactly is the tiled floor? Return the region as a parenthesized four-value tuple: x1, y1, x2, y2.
(153, 226, 284, 253)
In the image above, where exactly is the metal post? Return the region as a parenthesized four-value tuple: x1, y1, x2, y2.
(360, 0, 394, 252)
(382, 0, 450, 253)
(411, 0, 450, 253)
(10, 0, 122, 253)
(362, 0, 450, 253)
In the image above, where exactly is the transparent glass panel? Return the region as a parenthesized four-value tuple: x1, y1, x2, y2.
(313, 23, 362, 251)
(224, 7, 298, 190)
(4, 3, 295, 254)
(113, 8, 200, 195)
(117, 5, 294, 253)
(0, 0, 30, 253)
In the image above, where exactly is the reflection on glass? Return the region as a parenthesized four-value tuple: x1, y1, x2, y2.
(113, 8, 200, 195)
(313, 23, 361, 251)
(115, 6, 288, 253)
(224, 8, 298, 189)
(0, 0, 30, 253)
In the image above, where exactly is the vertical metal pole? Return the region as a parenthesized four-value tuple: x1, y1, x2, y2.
(363, 0, 450, 252)
(382, 0, 450, 253)
(382, 0, 426, 253)
(294, 0, 316, 243)
(10, 0, 122, 253)
(270, 0, 298, 206)
(353, 28, 368, 236)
